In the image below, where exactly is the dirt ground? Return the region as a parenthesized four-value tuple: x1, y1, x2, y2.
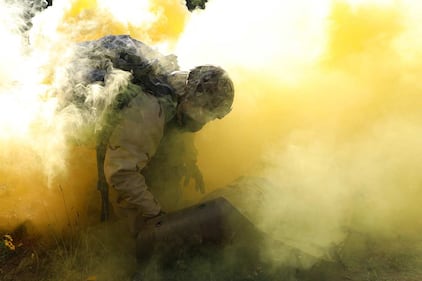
(2, 221, 422, 281)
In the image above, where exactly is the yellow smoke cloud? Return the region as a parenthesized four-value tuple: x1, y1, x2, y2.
(176, 0, 422, 259)
(1, 0, 422, 269)
(49, 0, 187, 43)
(0, 0, 188, 232)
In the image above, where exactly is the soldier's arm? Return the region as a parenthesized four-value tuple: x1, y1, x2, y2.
(103, 88, 166, 217)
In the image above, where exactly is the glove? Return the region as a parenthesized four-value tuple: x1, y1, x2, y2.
(183, 163, 205, 194)
(133, 211, 166, 236)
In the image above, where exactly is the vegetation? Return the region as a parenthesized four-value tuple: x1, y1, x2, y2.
(2, 217, 422, 281)
(185, 0, 208, 11)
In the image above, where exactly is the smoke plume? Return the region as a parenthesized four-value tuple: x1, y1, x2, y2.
(177, 0, 422, 264)
(0, 0, 187, 232)
(1, 0, 422, 274)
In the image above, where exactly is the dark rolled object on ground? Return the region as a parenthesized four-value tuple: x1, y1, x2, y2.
(134, 180, 322, 280)
(135, 197, 264, 265)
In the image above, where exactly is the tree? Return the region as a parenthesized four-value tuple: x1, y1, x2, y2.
(185, 0, 208, 11)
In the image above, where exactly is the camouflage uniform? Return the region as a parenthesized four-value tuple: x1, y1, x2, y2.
(62, 35, 233, 230)
(104, 85, 177, 221)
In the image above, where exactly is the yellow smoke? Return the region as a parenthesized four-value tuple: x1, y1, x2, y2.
(0, 0, 187, 232)
(1, 0, 422, 268)
(178, 0, 422, 258)
(46, 0, 187, 43)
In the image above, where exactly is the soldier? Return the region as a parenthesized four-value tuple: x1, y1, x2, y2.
(65, 35, 234, 234)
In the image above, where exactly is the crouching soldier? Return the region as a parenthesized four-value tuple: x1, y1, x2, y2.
(61, 35, 234, 236)
(104, 63, 234, 235)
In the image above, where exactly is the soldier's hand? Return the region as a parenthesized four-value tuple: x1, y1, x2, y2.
(183, 163, 205, 194)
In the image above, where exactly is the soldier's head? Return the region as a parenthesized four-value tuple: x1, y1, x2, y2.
(177, 65, 234, 132)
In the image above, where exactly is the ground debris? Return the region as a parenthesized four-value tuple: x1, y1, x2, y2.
(0, 223, 44, 281)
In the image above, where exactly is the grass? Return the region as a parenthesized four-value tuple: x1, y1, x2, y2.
(2, 200, 422, 281)
(42, 220, 137, 281)
(1, 218, 138, 281)
(2, 223, 422, 281)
